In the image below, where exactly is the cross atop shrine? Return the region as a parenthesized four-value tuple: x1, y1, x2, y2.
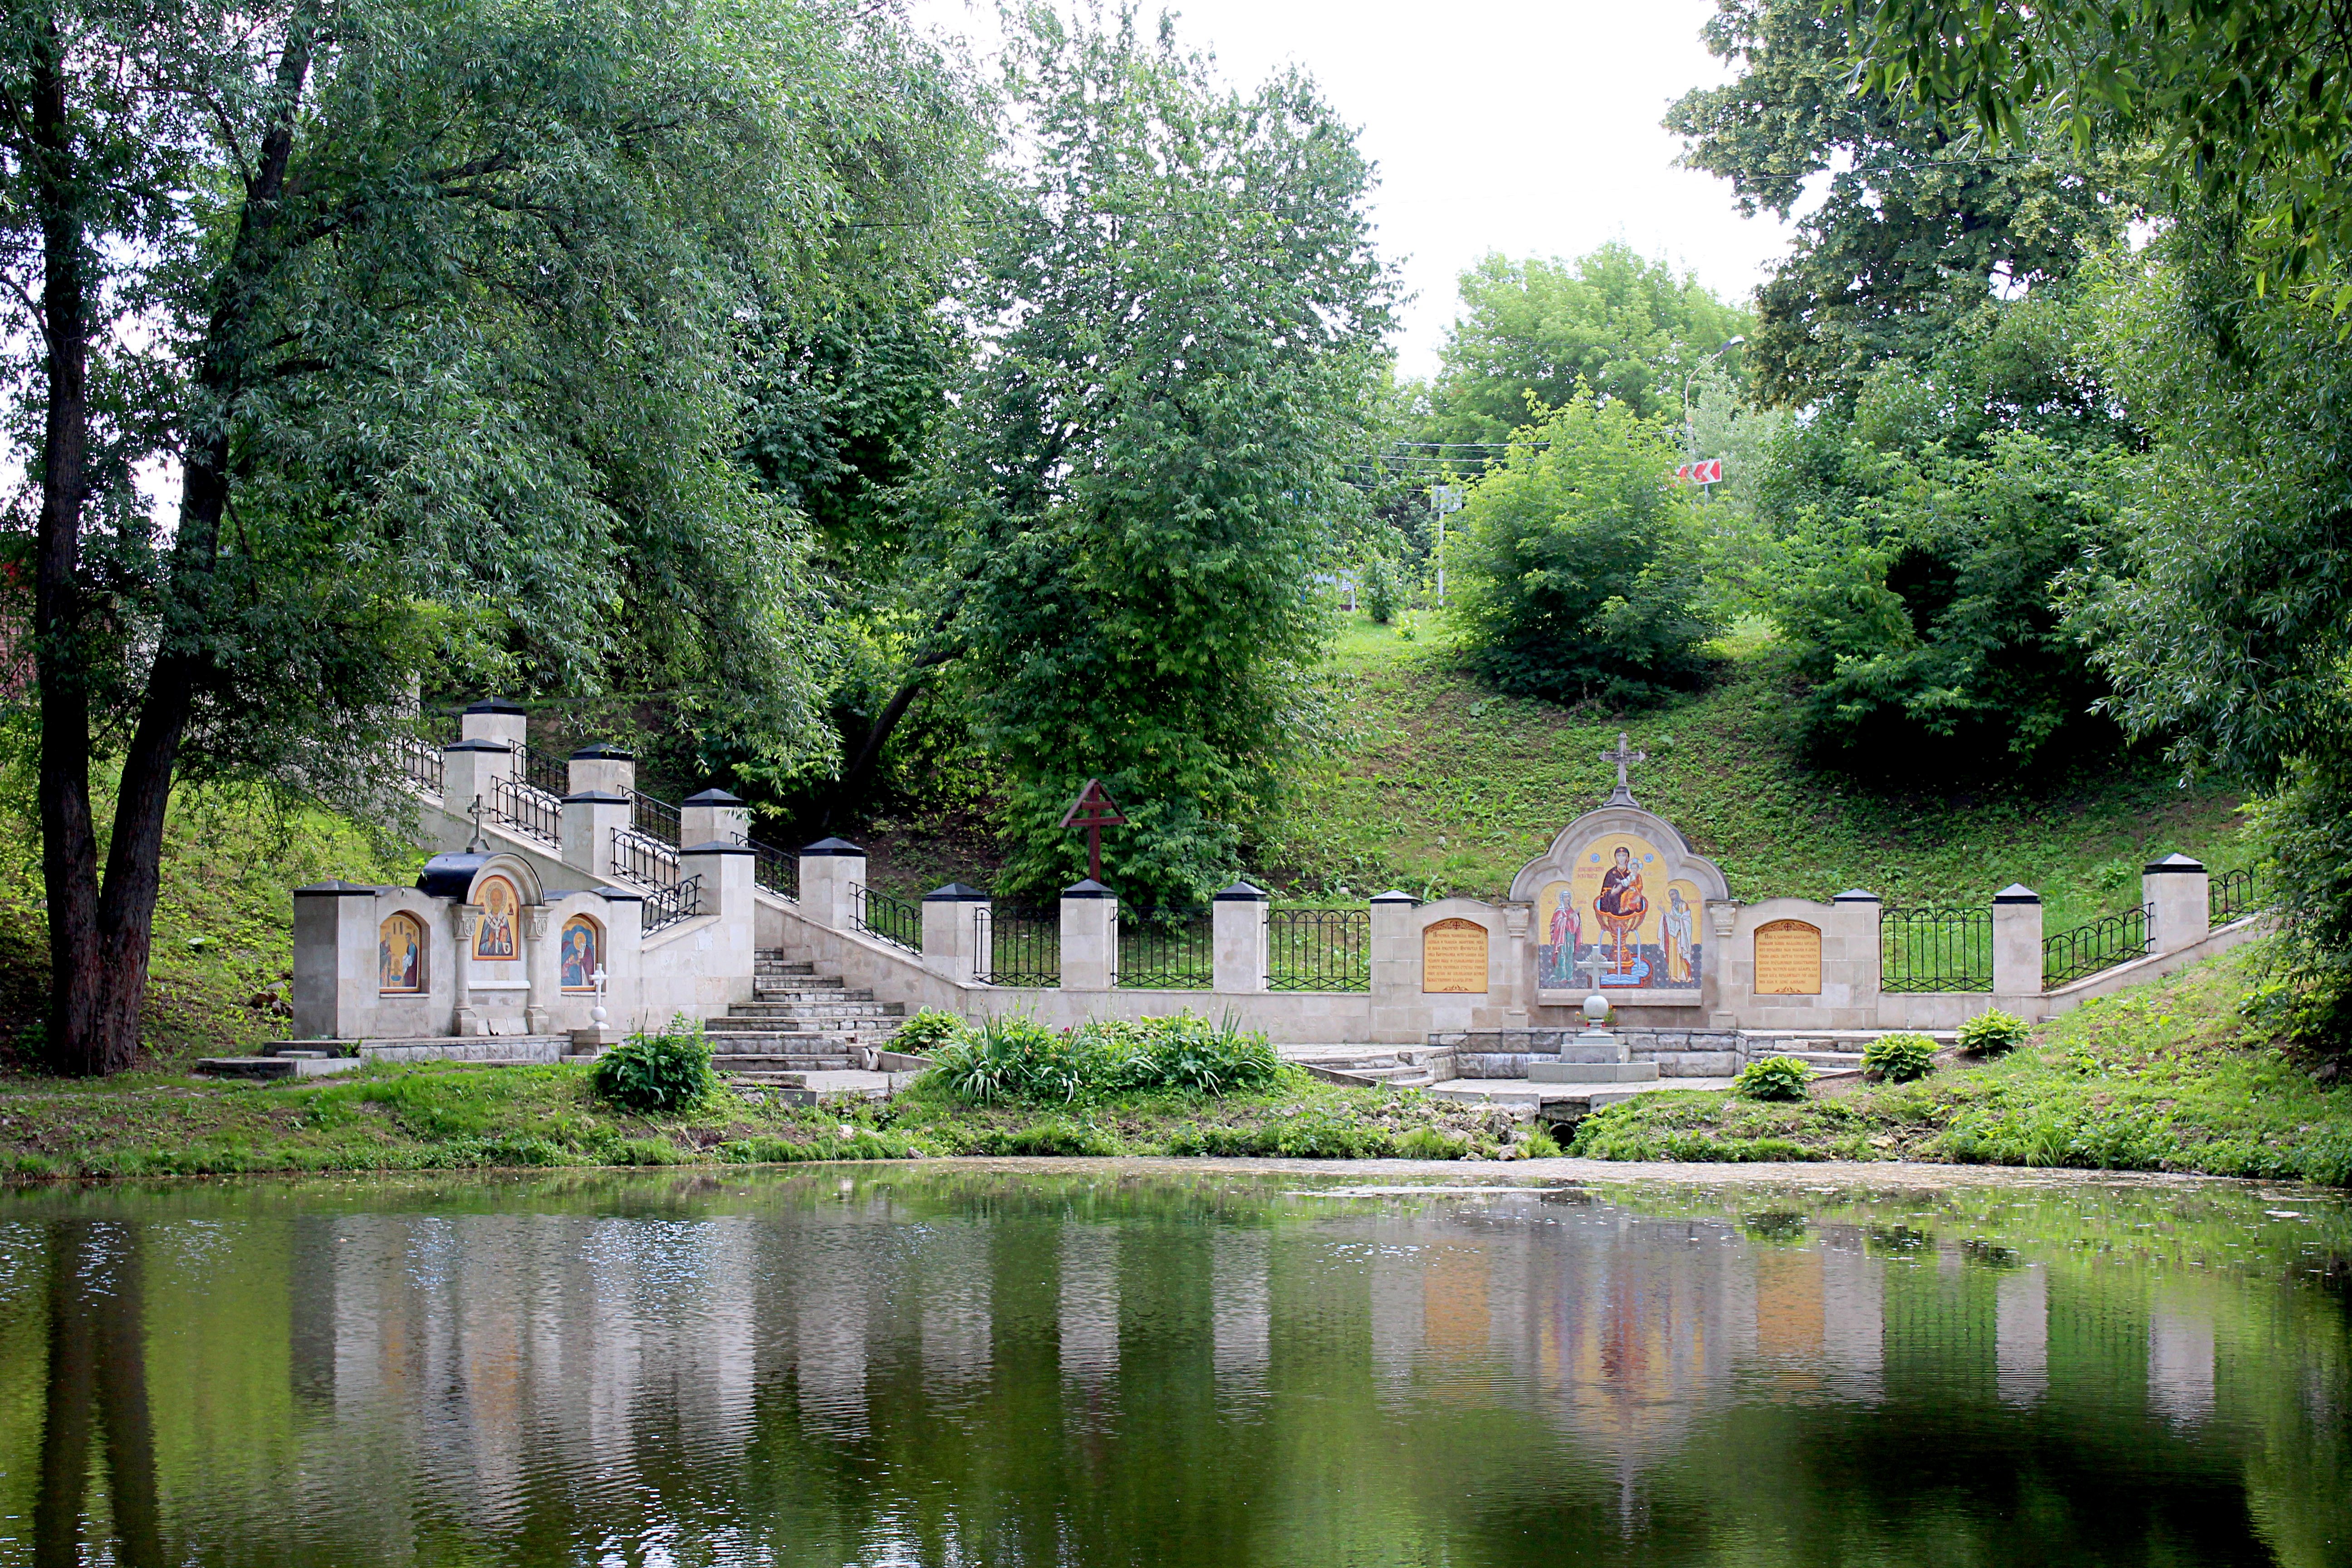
(1601, 731, 1648, 807)
(1058, 778, 1127, 884)
(466, 794, 490, 853)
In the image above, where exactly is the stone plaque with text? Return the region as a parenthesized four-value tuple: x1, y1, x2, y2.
(1422, 918, 1490, 994)
(1753, 920, 1823, 995)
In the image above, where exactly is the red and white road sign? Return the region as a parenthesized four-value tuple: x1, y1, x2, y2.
(1673, 459, 1724, 485)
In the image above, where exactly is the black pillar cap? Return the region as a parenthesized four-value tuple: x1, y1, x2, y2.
(925, 882, 992, 902)
(1061, 879, 1117, 899)
(443, 738, 511, 753)
(569, 741, 635, 761)
(2143, 853, 2206, 875)
(1370, 890, 1421, 905)
(1213, 881, 1270, 902)
(1993, 883, 2042, 905)
(799, 837, 867, 857)
(1833, 888, 1882, 903)
(683, 788, 745, 806)
(463, 697, 528, 715)
(561, 790, 629, 805)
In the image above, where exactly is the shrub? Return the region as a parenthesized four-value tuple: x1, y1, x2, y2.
(588, 1018, 715, 1113)
(891, 1008, 969, 1058)
(1396, 1125, 1468, 1160)
(1959, 1009, 2032, 1056)
(1364, 554, 1404, 624)
(1734, 1055, 1813, 1101)
(921, 1011, 1279, 1105)
(928, 1014, 1085, 1104)
(1862, 1032, 1939, 1083)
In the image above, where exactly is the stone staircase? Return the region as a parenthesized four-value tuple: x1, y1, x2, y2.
(699, 950, 908, 1087)
(1282, 1046, 1458, 1090)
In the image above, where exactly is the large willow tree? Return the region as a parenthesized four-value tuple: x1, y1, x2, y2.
(1, 0, 976, 1073)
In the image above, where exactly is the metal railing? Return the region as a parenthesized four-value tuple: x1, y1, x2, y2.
(2211, 866, 2262, 925)
(642, 875, 702, 934)
(735, 834, 798, 901)
(2043, 903, 2153, 989)
(488, 774, 562, 847)
(393, 734, 444, 795)
(520, 742, 570, 799)
(1268, 907, 1371, 992)
(976, 903, 1059, 986)
(854, 883, 921, 952)
(629, 789, 681, 847)
(1119, 908, 1213, 989)
(1879, 906, 1993, 993)
(610, 826, 679, 889)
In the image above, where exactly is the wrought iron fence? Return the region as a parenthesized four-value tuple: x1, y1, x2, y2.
(2043, 903, 2153, 989)
(1268, 907, 1370, 992)
(1119, 908, 1213, 989)
(735, 834, 798, 901)
(629, 789, 681, 847)
(642, 875, 702, 934)
(854, 883, 921, 952)
(393, 734, 444, 794)
(488, 775, 562, 847)
(610, 826, 678, 889)
(2210, 866, 2262, 925)
(976, 903, 1060, 986)
(1879, 906, 1994, 993)
(520, 743, 570, 799)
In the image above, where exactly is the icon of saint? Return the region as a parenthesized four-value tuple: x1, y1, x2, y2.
(1593, 846, 1648, 972)
(561, 922, 596, 990)
(1663, 887, 1695, 985)
(477, 880, 517, 960)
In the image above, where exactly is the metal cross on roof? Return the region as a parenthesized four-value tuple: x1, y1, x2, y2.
(1600, 731, 1648, 807)
(466, 794, 490, 853)
(1058, 778, 1127, 885)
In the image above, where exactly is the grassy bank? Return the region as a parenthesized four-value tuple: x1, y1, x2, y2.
(1570, 944, 2352, 1185)
(0, 1062, 1548, 1182)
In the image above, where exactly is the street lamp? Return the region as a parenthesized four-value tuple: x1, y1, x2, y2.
(1682, 335, 1747, 455)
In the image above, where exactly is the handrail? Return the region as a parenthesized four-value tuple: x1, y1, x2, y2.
(610, 825, 679, 889)
(488, 774, 562, 848)
(853, 882, 921, 952)
(2043, 903, 2153, 989)
(2210, 866, 2262, 924)
(628, 789, 681, 847)
(642, 874, 702, 934)
(392, 734, 445, 795)
(732, 833, 799, 901)
(519, 742, 570, 799)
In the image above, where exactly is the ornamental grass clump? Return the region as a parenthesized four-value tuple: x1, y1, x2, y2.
(1733, 1055, 1813, 1102)
(1959, 1009, 2032, 1056)
(923, 1012, 1280, 1105)
(889, 1008, 970, 1058)
(1863, 1032, 1939, 1083)
(590, 1018, 716, 1113)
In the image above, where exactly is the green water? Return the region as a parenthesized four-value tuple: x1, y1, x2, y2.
(0, 1163, 2344, 1566)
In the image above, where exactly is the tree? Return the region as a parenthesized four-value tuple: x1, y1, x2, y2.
(1667, 0, 2129, 407)
(1447, 392, 1714, 706)
(0, 0, 968, 1072)
(927, 4, 1392, 905)
(1426, 244, 1749, 444)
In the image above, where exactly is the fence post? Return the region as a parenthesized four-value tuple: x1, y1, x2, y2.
(1831, 889, 1882, 1010)
(441, 740, 512, 830)
(1059, 879, 1118, 990)
(798, 838, 866, 932)
(924, 883, 989, 985)
(1368, 890, 1421, 1042)
(682, 789, 752, 845)
(562, 791, 632, 882)
(1212, 882, 1269, 994)
(676, 841, 755, 990)
(1993, 884, 2043, 1003)
(566, 742, 635, 798)
(2143, 853, 2210, 955)
(459, 697, 528, 750)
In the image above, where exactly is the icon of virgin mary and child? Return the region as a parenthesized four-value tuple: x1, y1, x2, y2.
(1594, 846, 1648, 973)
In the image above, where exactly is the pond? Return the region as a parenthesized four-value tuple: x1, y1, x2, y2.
(0, 1161, 2344, 1566)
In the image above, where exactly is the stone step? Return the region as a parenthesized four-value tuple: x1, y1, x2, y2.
(742, 988, 873, 1004)
(719, 1001, 899, 1020)
(1783, 1050, 1866, 1070)
(709, 1019, 904, 1039)
(713, 1055, 860, 1072)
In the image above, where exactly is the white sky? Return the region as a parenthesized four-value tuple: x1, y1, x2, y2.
(909, 0, 1798, 381)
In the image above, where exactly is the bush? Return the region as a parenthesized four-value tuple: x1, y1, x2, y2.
(922, 1011, 1279, 1106)
(1448, 391, 1715, 703)
(891, 1008, 969, 1058)
(1959, 1009, 2031, 1056)
(1364, 553, 1404, 624)
(1862, 1032, 1939, 1083)
(1396, 1124, 1470, 1160)
(1734, 1055, 1813, 1101)
(588, 1018, 715, 1113)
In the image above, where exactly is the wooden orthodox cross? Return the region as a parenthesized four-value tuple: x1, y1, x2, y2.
(1600, 730, 1648, 806)
(1058, 779, 1127, 883)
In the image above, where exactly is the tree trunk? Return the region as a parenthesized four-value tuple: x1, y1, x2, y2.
(33, 7, 318, 1074)
(28, 8, 105, 1076)
(823, 644, 956, 829)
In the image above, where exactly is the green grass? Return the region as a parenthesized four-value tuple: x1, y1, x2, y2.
(1570, 942, 2352, 1185)
(1268, 611, 2253, 934)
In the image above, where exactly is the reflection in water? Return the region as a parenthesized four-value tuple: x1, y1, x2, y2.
(0, 1171, 2340, 1566)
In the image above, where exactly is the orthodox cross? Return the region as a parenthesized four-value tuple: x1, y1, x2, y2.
(466, 794, 490, 853)
(1600, 731, 1648, 807)
(1577, 949, 1614, 994)
(1058, 779, 1127, 884)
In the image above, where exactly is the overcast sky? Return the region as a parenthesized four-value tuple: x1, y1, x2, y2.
(910, 0, 1799, 381)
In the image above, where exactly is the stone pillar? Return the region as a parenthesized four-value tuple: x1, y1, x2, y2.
(567, 742, 636, 797)
(677, 841, 757, 992)
(292, 882, 378, 1040)
(679, 841, 755, 921)
(1993, 884, 2043, 1004)
(1368, 890, 1421, 1043)
(459, 697, 528, 750)
(441, 739, 512, 826)
(1212, 882, 1269, 995)
(1501, 900, 1533, 1026)
(923, 883, 989, 985)
(1059, 879, 1118, 991)
(562, 791, 632, 882)
(799, 838, 866, 932)
(453, 903, 482, 1035)
(523, 904, 554, 1033)
(1831, 889, 1883, 1011)
(2144, 853, 2210, 955)
(681, 789, 753, 845)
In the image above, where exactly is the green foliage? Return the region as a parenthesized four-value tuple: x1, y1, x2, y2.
(1518, 1124, 1563, 1158)
(589, 1020, 716, 1115)
(922, 1011, 1281, 1107)
(1364, 555, 1405, 625)
(941, 8, 1394, 906)
(1733, 1055, 1813, 1101)
(1424, 244, 1751, 441)
(889, 1008, 971, 1058)
(1447, 393, 1715, 704)
(1960, 1009, 2033, 1056)
(1395, 1124, 1470, 1160)
(1863, 1032, 1939, 1083)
